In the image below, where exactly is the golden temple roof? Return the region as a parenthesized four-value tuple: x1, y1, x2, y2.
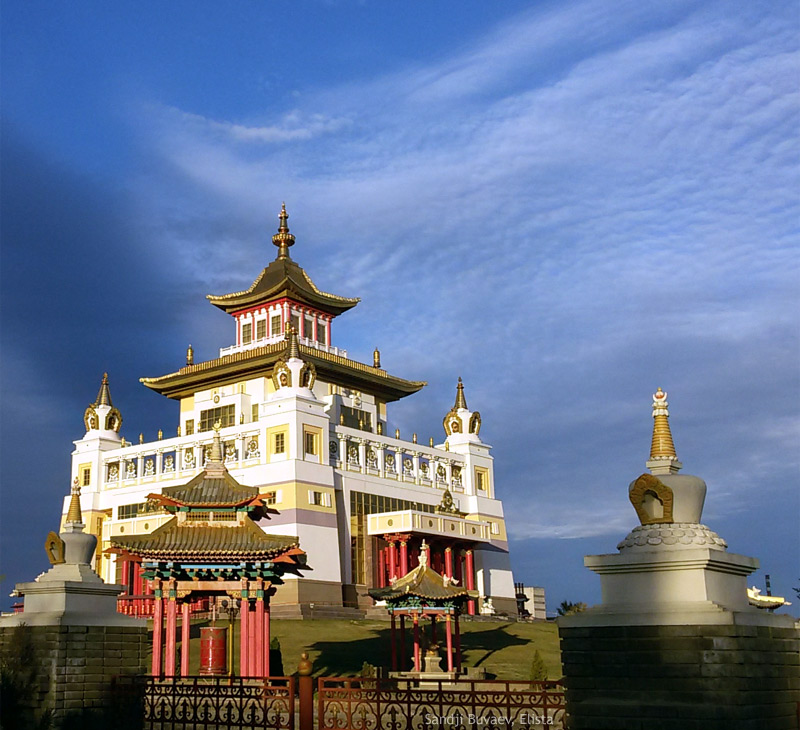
(109, 518, 302, 562)
(206, 206, 359, 316)
(141, 340, 426, 401)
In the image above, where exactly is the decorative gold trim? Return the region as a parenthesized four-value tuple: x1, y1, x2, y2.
(45, 531, 65, 565)
(629, 473, 674, 525)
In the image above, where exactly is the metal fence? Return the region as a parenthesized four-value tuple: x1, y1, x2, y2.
(317, 677, 566, 730)
(114, 676, 295, 730)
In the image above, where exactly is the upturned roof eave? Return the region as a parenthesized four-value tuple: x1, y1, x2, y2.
(140, 344, 426, 401)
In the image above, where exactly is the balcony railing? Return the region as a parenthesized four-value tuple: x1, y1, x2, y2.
(367, 510, 492, 542)
(219, 335, 346, 359)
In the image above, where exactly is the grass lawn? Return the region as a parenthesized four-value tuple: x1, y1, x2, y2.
(172, 618, 561, 681)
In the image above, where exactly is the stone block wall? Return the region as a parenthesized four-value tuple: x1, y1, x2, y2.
(559, 622, 800, 730)
(0, 623, 149, 727)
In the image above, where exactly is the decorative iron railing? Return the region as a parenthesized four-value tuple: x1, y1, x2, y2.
(318, 677, 566, 730)
(114, 675, 295, 730)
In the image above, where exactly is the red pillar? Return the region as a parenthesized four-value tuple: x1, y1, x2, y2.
(445, 614, 453, 672)
(240, 598, 250, 676)
(444, 547, 453, 579)
(151, 582, 163, 677)
(264, 602, 271, 678)
(388, 541, 397, 581)
(390, 612, 397, 671)
(254, 593, 265, 678)
(465, 550, 476, 615)
(399, 538, 409, 577)
(181, 602, 191, 676)
(165, 592, 178, 677)
(133, 563, 143, 615)
(412, 613, 421, 672)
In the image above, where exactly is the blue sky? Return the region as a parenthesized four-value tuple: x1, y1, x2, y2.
(2, 0, 798, 614)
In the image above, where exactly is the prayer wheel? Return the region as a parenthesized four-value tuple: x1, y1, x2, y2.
(199, 626, 227, 675)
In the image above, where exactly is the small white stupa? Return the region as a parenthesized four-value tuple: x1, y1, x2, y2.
(2, 480, 140, 627)
(571, 388, 781, 623)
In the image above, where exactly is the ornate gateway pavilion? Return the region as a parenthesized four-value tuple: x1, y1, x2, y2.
(66, 206, 517, 616)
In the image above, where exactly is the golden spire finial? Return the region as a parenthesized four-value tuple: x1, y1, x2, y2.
(454, 377, 468, 411)
(286, 324, 300, 359)
(66, 478, 83, 525)
(186, 344, 194, 366)
(94, 372, 112, 407)
(419, 539, 429, 567)
(272, 202, 296, 260)
(650, 388, 677, 459)
(373, 347, 381, 369)
(647, 387, 683, 475)
(210, 421, 224, 463)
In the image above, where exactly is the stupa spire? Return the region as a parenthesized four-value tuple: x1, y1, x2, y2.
(286, 324, 300, 359)
(65, 478, 83, 526)
(647, 388, 682, 475)
(454, 377, 468, 410)
(210, 422, 224, 463)
(94, 372, 113, 407)
(272, 203, 296, 260)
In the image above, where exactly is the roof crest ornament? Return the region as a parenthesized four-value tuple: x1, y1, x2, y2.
(418, 539, 429, 567)
(272, 203, 296, 260)
(209, 422, 224, 465)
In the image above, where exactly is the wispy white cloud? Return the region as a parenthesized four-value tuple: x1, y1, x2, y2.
(131, 0, 799, 543)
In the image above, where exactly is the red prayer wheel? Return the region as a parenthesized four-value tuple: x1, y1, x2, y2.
(199, 626, 228, 675)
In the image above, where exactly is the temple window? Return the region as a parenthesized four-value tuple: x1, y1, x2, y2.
(80, 465, 91, 487)
(251, 404, 259, 422)
(274, 432, 286, 454)
(256, 319, 267, 340)
(475, 468, 489, 492)
(185, 419, 194, 436)
(290, 313, 300, 332)
(264, 491, 277, 505)
(309, 490, 331, 507)
(317, 324, 327, 345)
(199, 405, 235, 432)
(304, 431, 317, 455)
(304, 316, 314, 336)
(242, 322, 252, 345)
(270, 314, 282, 336)
(341, 406, 372, 431)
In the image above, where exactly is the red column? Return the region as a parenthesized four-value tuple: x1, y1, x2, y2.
(133, 563, 143, 615)
(264, 602, 271, 678)
(412, 613, 421, 672)
(399, 538, 409, 577)
(388, 541, 397, 581)
(181, 602, 191, 676)
(444, 547, 453, 579)
(151, 582, 163, 677)
(465, 550, 476, 615)
(254, 592, 265, 678)
(445, 614, 453, 672)
(390, 613, 397, 671)
(165, 592, 178, 677)
(240, 598, 249, 676)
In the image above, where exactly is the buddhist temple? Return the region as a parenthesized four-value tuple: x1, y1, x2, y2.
(64, 205, 516, 616)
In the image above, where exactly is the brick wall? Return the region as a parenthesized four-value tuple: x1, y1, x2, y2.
(559, 622, 800, 730)
(0, 623, 149, 726)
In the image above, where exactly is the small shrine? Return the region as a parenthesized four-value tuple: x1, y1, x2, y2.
(369, 541, 477, 678)
(109, 424, 310, 678)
